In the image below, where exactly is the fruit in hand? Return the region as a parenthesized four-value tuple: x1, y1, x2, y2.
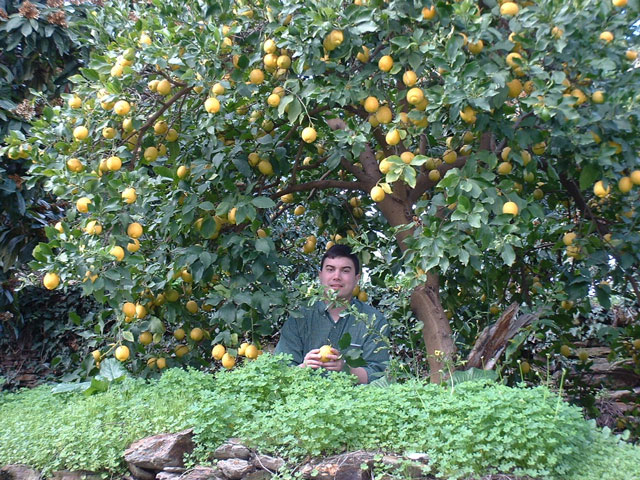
(319, 344, 333, 362)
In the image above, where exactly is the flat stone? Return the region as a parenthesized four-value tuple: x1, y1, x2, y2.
(300, 452, 374, 480)
(212, 439, 251, 460)
(51, 471, 103, 480)
(156, 473, 181, 480)
(244, 471, 272, 480)
(405, 453, 429, 464)
(182, 466, 224, 480)
(0, 465, 42, 480)
(217, 459, 254, 480)
(124, 429, 195, 470)
(162, 467, 186, 473)
(126, 463, 156, 480)
(252, 454, 285, 473)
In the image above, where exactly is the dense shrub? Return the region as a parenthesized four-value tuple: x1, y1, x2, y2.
(0, 354, 638, 479)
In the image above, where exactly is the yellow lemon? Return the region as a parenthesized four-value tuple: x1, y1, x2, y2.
(110, 246, 125, 261)
(500, 2, 519, 16)
(245, 344, 259, 359)
(139, 331, 153, 345)
(113, 100, 130, 115)
(127, 222, 143, 239)
(76, 197, 91, 213)
(371, 185, 385, 202)
(378, 55, 393, 72)
(43, 272, 60, 290)
(502, 201, 519, 215)
(301, 126, 317, 143)
(421, 6, 436, 20)
(190, 327, 204, 342)
(73, 126, 89, 141)
(599, 31, 614, 43)
(364, 96, 380, 113)
(115, 345, 130, 361)
(385, 129, 401, 146)
(186, 300, 199, 314)
(221, 353, 235, 369)
(406, 87, 424, 106)
(249, 69, 265, 84)
(402, 70, 417, 87)
(376, 106, 393, 124)
(593, 180, 610, 198)
(106, 156, 122, 171)
(122, 187, 137, 204)
(212, 344, 226, 360)
(205, 97, 221, 113)
(67, 158, 83, 172)
(319, 345, 333, 362)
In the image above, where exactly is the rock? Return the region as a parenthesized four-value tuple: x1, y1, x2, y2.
(0, 465, 42, 480)
(50, 471, 103, 480)
(243, 471, 272, 480)
(182, 466, 224, 480)
(405, 453, 429, 464)
(162, 467, 186, 473)
(212, 439, 251, 460)
(379, 454, 426, 478)
(216, 459, 254, 480)
(124, 429, 195, 471)
(300, 451, 374, 480)
(126, 463, 156, 480)
(156, 473, 182, 480)
(252, 454, 285, 472)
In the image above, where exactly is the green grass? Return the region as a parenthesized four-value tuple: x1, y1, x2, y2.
(0, 354, 638, 480)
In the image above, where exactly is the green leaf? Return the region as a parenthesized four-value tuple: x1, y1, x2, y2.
(579, 164, 600, 191)
(99, 358, 127, 382)
(255, 238, 271, 254)
(122, 331, 134, 342)
(501, 244, 516, 266)
(252, 196, 275, 209)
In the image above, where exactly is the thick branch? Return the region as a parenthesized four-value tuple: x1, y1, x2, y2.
(271, 179, 365, 199)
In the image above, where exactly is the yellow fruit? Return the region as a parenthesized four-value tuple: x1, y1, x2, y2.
(301, 126, 317, 143)
(68, 95, 82, 109)
(181, 269, 193, 282)
(562, 232, 577, 246)
(560, 344, 571, 357)
(630, 170, 640, 185)
(84, 220, 102, 235)
(113, 100, 130, 116)
(459, 106, 477, 124)
(376, 106, 393, 124)
(578, 350, 589, 362)
(599, 31, 614, 43)
(154, 120, 169, 135)
(358, 291, 368, 302)
(403, 70, 417, 87)
(520, 361, 531, 374)
(319, 344, 333, 362)
(249, 69, 265, 84)
(364, 96, 380, 113)
(190, 328, 204, 342)
(617, 176, 632, 193)
(324, 29, 344, 51)
(175, 345, 190, 357)
(221, 353, 235, 369)
(263, 38, 277, 53)
(257, 229, 267, 238)
(122, 187, 137, 204)
(385, 129, 401, 146)
(356, 45, 370, 62)
(428, 169, 441, 182)
(144, 146, 158, 162)
(521, 150, 532, 165)
(506, 79, 523, 98)
(212, 344, 226, 360)
(566, 245, 581, 258)
(186, 300, 199, 314)
(406, 87, 424, 106)
(500, 2, 519, 16)
(506, 52, 523, 68)
(110, 246, 125, 261)
(127, 222, 143, 239)
(401, 151, 414, 164)
(502, 201, 519, 215)
(212, 83, 225, 95)
(106, 156, 122, 171)
(43, 272, 60, 290)
(277, 55, 291, 69)
(177, 165, 189, 178)
(110, 64, 124, 77)
(468, 40, 484, 54)
(139, 331, 153, 345)
(174, 328, 186, 340)
(227, 207, 237, 225)
(127, 239, 140, 253)
(532, 142, 546, 155)
(258, 160, 274, 176)
(156, 357, 167, 369)
(67, 158, 83, 172)
(371, 185, 385, 202)
(156, 79, 172, 95)
(76, 197, 91, 213)
(592, 91, 605, 104)
(561, 300, 574, 311)
(245, 344, 259, 359)
(92, 350, 101, 362)
(204, 97, 221, 113)
(54, 221, 64, 234)
(267, 93, 281, 107)
(626, 50, 638, 61)
(122, 302, 136, 318)
(421, 6, 436, 19)
(498, 162, 513, 175)
(115, 345, 130, 361)
(378, 55, 394, 72)
(443, 150, 457, 164)
(593, 180, 610, 198)
(139, 32, 152, 45)
(73, 126, 89, 141)
(294, 205, 305, 215)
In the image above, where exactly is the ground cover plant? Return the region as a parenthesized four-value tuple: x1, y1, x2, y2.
(0, 355, 639, 480)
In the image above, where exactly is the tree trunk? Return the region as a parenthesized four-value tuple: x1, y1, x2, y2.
(374, 194, 456, 382)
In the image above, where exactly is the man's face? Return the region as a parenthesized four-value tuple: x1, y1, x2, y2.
(319, 256, 360, 301)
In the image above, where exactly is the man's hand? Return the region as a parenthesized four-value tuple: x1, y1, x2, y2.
(300, 347, 345, 372)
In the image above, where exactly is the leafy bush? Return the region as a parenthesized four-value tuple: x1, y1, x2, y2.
(1, 355, 639, 480)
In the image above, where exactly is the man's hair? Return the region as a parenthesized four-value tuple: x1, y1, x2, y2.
(320, 244, 360, 274)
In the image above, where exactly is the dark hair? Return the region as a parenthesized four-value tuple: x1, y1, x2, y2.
(321, 244, 360, 274)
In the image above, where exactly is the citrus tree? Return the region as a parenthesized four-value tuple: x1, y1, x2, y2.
(15, 0, 640, 379)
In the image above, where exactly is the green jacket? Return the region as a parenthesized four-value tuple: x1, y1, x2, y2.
(274, 299, 389, 383)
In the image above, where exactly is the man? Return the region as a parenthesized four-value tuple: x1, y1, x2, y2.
(275, 244, 389, 384)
